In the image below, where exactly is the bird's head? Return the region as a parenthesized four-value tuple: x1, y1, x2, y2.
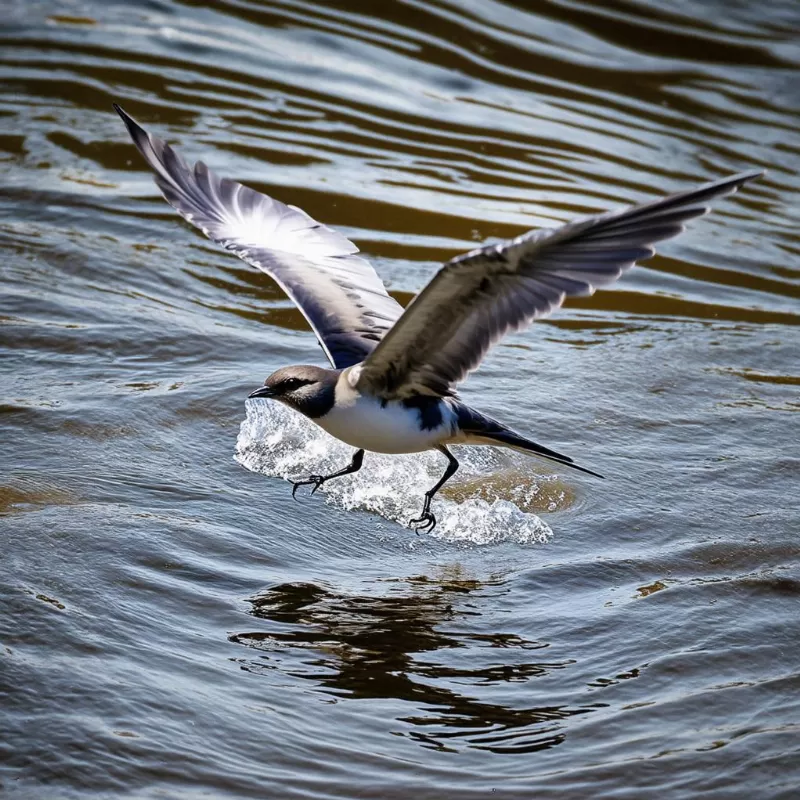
(248, 365, 338, 418)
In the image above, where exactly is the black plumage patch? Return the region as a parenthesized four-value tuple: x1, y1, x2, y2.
(402, 395, 443, 431)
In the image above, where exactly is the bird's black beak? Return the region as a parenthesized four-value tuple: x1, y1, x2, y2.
(248, 385, 275, 400)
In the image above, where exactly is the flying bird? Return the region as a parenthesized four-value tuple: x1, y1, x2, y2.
(114, 104, 761, 531)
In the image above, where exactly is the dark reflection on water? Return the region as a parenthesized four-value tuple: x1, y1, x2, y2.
(233, 578, 600, 754)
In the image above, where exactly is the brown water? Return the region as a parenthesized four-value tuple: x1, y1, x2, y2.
(2, 1, 799, 797)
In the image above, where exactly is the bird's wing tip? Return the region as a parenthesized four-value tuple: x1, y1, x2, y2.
(112, 103, 144, 139)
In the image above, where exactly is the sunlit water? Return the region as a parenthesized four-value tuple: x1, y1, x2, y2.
(2, 0, 799, 797)
(236, 399, 556, 544)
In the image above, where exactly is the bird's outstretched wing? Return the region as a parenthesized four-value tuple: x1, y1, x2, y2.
(355, 170, 763, 399)
(114, 105, 403, 369)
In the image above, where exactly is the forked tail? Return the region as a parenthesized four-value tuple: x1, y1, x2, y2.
(452, 401, 604, 478)
(479, 429, 604, 479)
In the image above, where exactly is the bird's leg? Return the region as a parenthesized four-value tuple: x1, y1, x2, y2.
(409, 446, 459, 532)
(291, 449, 365, 499)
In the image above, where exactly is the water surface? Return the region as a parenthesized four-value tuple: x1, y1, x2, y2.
(2, 1, 799, 797)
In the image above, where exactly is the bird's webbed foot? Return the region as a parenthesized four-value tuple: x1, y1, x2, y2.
(291, 475, 326, 499)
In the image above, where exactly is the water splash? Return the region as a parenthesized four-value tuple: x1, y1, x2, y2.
(235, 401, 555, 545)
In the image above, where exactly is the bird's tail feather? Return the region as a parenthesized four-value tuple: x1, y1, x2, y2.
(475, 430, 604, 479)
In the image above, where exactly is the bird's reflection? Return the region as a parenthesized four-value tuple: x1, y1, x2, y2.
(230, 571, 601, 753)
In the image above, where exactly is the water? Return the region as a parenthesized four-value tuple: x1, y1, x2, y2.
(236, 400, 557, 543)
(2, 0, 799, 797)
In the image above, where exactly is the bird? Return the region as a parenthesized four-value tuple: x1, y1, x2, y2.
(114, 103, 762, 531)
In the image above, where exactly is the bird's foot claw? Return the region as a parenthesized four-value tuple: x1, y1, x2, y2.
(409, 510, 437, 533)
(290, 475, 325, 499)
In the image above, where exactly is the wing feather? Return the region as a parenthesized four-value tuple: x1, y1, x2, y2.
(114, 104, 403, 368)
(356, 170, 763, 399)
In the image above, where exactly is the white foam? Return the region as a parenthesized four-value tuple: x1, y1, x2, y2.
(234, 400, 553, 545)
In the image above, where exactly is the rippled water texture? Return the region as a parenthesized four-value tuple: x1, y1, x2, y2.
(2, 1, 799, 797)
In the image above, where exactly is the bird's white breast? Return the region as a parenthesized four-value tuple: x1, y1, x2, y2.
(312, 375, 453, 454)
